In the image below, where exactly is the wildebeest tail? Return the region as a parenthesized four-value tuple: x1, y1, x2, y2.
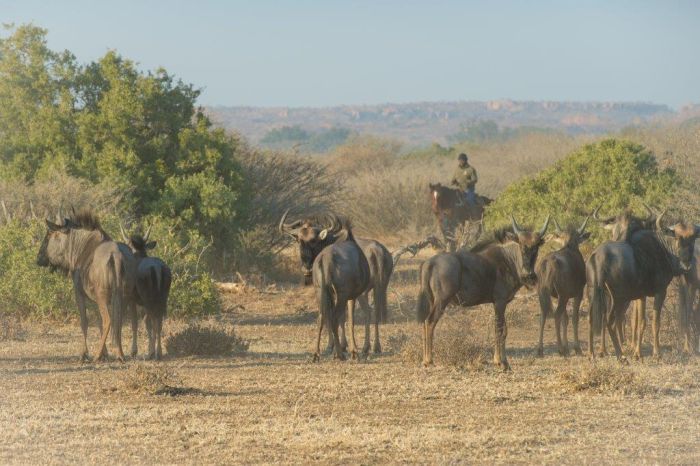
(108, 252, 125, 348)
(373, 251, 393, 323)
(676, 280, 691, 341)
(537, 262, 555, 320)
(416, 260, 433, 323)
(318, 261, 335, 327)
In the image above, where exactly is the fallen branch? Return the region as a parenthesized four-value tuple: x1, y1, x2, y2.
(391, 235, 445, 266)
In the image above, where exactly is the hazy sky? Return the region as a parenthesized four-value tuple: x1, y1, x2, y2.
(2, 1, 699, 108)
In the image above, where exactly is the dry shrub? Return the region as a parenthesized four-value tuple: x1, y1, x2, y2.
(121, 364, 195, 396)
(164, 320, 249, 357)
(558, 363, 651, 396)
(399, 322, 489, 370)
(0, 314, 26, 341)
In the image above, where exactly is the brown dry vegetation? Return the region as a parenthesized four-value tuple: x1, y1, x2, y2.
(2, 252, 700, 464)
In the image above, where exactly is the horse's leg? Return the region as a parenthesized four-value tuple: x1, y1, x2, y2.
(572, 296, 582, 355)
(652, 291, 666, 359)
(72, 274, 90, 362)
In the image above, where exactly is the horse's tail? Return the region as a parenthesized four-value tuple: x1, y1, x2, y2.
(416, 260, 434, 323)
(108, 252, 125, 348)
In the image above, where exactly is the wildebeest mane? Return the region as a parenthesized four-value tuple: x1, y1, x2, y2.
(469, 225, 521, 253)
(68, 209, 110, 238)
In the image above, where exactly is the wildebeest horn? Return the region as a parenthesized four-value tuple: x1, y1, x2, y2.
(510, 214, 522, 235)
(578, 214, 590, 235)
(119, 222, 129, 243)
(592, 205, 602, 220)
(278, 209, 302, 236)
(553, 218, 563, 233)
(592, 205, 615, 224)
(539, 214, 551, 237)
(655, 209, 667, 231)
(642, 202, 656, 221)
(144, 224, 152, 242)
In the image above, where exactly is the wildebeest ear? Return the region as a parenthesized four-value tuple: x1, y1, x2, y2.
(602, 223, 614, 231)
(319, 229, 329, 240)
(503, 231, 518, 243)
(146, 241, 157, 250)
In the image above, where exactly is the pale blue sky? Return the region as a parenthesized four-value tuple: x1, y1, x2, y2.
(2, 1, 699, 108)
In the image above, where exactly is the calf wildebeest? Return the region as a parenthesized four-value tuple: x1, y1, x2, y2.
(535, 216, 590, 356)
(429, 182, 492, 251)
(36, 209, 132, 361)
(119, 224, 172, 360)
(279, 210, 392, 355)
(309, 215, 370, 361)
(587, 210, 691, 360)
(416, 215, 550, 370)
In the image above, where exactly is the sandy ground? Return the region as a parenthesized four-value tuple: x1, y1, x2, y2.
(1, 254, 700, 465)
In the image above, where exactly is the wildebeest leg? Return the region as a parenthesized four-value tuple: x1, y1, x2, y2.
(347, 300, 359, 360)
(338, 307, 348, 352)
(358, 294, 372, 355)
(423, 300, 444, 367)
(332, 301, 346, 361)
(634, 299, 646, 360)
(493, 301, 510, 371)
(95, 297, 112, 362)
(313, 310, 325, 362)
(155, 314, 163, 360)
(372, 293, 382, 354)
(557, 298, 570, 356)
(599, 323, 608, 357)
(572, 296, 582, 355)
(652, 291, 666, 359)
(146, 314, 155, 360)
(536, 295, 549, 357)
(72, 273, 90, 362)
(129, 302, 139, 357)
(607, 303, 625, 361)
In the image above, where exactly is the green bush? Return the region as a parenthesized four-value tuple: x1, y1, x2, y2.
(485, 139, 679, 242)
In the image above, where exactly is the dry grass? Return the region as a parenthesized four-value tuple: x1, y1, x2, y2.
(164, 319, 249, 357)
(1, 253, 700, 464)
(0, 314, 26, 341)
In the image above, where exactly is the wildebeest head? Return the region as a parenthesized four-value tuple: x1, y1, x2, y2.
(120, 223, 156, 259)
(663, 221, 700, 273)
(547, 216, 591, 249)
(279, 209, 344, 285)
(502, 214, 550, 287)
(594, 205, 656, 242)
(36, 214, 74, 270)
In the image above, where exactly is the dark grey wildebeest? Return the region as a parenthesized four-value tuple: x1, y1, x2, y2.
(119, 224, 172, 360)
(535, 216, 590, 356)
(416, 215, 550, 370)
(280, 210, 392, 355)
(310, 215, 370, 361)
(36, 210, 132, 361)
(586, 210, 692, 360)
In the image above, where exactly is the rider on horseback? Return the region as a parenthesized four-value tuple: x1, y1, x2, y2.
(451, 153, 478, 206)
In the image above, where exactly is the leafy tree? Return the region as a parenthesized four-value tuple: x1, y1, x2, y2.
(485, 139, 678, 242)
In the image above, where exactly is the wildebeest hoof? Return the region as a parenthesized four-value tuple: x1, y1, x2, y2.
(536, 348, 544, 358)
(146, 353, 156, 361)
(618, 356, 630, 365)
(350, 351, 358, 360)
(558, 348, 570, 357)
(312, 353, 320, 363)
(79, 353, 91, 363)
(499, 361, 511, 372)
(574, 346, 583, 356)
(373, 343, 382, 354)
(422, 360, 434, 368)
(334, 352, 346, 361)
(597, 351, 607, 358)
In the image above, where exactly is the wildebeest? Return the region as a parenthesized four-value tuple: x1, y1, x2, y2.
(309, 215, 370, 361)
(279, 210, 392, 355)
(429, 182, 492, 251)
(664, 222, 700, 354)
(416, 215, 550, 370)
(535, 216, 590, 356)
(36, 209, 132, 361)
(119, 224, 172, 360)
(586, 210, 690, 360)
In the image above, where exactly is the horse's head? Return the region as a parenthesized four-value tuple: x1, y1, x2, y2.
(429, 183, 448, 212)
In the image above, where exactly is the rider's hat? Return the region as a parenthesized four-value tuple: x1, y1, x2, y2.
(457, 153, 468, 162)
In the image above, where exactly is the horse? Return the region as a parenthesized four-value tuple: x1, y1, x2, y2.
(429, 182, 491, 251)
